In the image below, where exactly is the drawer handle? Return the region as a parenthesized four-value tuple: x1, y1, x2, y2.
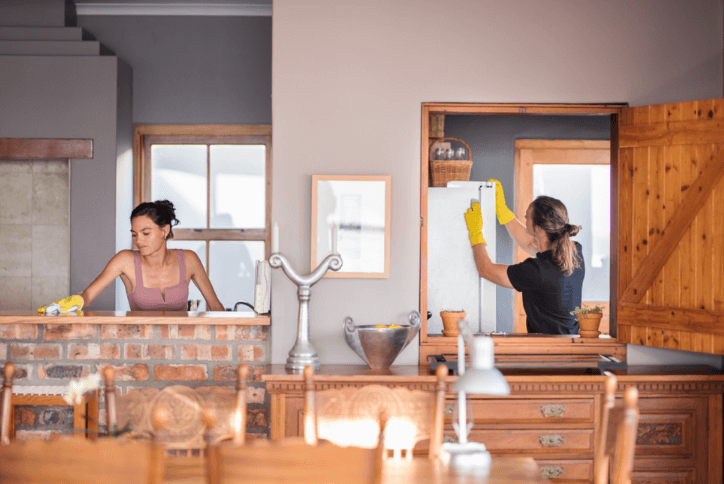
(444, 405, 454, 416)
(540, 404, 566, 418)
(539, 434, 564, 447)
(443, 435, 457, 443)
(540, 466, 564, 478)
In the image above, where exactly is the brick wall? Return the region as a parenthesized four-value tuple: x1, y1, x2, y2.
(0, 323, 270, 439)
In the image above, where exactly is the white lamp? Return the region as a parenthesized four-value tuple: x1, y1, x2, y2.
(439, 319, 510, 475)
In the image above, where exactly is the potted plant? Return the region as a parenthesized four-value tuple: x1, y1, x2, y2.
(440, 310, 466, 332)
(571, 305, 604, 336)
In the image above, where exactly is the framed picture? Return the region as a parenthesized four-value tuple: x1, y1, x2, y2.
(311, 175, 391, 278)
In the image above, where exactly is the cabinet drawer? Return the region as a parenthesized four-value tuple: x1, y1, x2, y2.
(533, 459, 593, 482)
(446, 429, 594, 453)
(445, 398, 594, 423)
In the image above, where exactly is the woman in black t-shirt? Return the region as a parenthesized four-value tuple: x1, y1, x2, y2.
(464, 180, 584, 334)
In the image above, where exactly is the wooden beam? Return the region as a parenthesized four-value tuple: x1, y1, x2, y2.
(620, 144, 724, 303)
(619, 118, 724, 147)
(0, 138, 93, 159)
(619, 302, 724, 336)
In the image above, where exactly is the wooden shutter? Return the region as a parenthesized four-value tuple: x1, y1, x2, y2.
(616, 99, 724, 354)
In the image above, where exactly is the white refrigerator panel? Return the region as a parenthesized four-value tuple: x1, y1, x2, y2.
(427, 182, 496, 334)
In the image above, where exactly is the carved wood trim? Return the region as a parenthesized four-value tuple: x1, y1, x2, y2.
(0, 138, 93, 159)
(266, 379, 724, 396)
(620, 145, 724, 304)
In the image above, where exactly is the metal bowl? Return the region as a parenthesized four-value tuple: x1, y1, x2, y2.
(343, 311, 421, 369)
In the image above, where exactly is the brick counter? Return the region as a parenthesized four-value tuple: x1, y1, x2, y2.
(0, 310, 271, 439)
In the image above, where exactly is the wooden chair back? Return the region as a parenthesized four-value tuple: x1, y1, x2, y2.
(595, 374, 639, 484)
(1, 361, 14, 445)
(0, 403, 168, 484)
(203, 406, 384, 484)
(103, 364, 249, 454)
(302, 364, 448, 460)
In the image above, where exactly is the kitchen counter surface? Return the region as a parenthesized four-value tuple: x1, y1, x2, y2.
(261, 363, 724, 382)
(0, 310, 269, 325)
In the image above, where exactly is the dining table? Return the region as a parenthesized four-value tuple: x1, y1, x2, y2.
(163, 454, 544, 483)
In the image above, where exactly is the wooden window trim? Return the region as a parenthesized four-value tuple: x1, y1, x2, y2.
(133, 124, 272, 263)
(419, 103, 626, 359)
(513, 139, 611, 334)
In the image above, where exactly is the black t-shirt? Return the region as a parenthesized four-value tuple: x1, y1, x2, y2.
(506, 242, 584, 335)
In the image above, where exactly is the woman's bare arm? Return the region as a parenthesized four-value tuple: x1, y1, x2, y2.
(472, 243, 513, 289)
(504, 219, 539, 257)
(185, 250, 225, 311)
(77, 251, 132, 308)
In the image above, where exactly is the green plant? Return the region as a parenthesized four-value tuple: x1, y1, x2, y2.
(570, 305, 603, 316)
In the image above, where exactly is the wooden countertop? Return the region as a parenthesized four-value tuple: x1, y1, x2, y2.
(262, 363, 724, 383)
(0, 310, 269, 326)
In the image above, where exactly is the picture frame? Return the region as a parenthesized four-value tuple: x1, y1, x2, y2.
(311, 175, 391, 278)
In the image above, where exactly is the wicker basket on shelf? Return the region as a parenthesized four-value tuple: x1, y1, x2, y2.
(429, 137, 472, 187)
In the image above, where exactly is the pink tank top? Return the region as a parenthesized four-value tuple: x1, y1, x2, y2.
(127, 249, 189, 311)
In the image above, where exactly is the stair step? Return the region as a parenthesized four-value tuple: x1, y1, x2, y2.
(0, 40, 100, 56)
(0, 27, 83, 41)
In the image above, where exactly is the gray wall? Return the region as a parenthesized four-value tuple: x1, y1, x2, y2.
(444, 115, 611, 333)
(271, 0, 723, 366)
(77, 15, 272, 124)
(0, 56, 125, 310)
(0, 0, 66, 27)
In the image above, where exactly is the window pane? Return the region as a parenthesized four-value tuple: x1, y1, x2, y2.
(166, 240, 207, 310)
(151, 145, 207, 228)
(533, 164, 610, 301)
(209, 145, 266, 229)
(209, 241, 265, 311)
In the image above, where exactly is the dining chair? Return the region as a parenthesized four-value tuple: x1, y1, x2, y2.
(104, 363, 249, 455)
(302, 364, 448, 460)
(0, 403, 169, 484)
(594, 374, 640, 484)
(1, 361, 98, 444)
(1, 361, 13, 445)
(202, 406, 385, 484)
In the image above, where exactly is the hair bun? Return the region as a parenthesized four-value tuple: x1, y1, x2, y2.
(566, 223, 580, 236)
(155, 199, 175, 211)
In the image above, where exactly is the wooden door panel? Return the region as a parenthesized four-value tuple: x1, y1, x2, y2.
(662, 143, 682, 308)
(617, 99, 724, 355)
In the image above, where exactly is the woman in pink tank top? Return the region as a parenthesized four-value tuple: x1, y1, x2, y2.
(44, 200, 224, 312)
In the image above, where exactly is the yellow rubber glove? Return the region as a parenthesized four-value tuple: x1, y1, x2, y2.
(38, 295, 84, 314)
(488, 179, 516, 225)
(464, 201, 486, 247)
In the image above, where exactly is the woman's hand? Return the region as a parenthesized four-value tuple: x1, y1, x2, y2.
(488, 179, 516, 225)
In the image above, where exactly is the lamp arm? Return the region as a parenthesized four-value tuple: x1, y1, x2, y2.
(457, 319, 476, 347)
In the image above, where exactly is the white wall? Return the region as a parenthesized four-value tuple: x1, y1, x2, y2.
(271, 0, 723, 365)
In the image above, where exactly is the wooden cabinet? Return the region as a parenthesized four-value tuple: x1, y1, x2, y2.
(263, 364, 724, 484)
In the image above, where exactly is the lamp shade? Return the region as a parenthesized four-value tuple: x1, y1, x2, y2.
(452, 337, 510, 395)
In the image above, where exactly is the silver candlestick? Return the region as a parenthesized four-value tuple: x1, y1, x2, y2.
(269, 250, 342, 371)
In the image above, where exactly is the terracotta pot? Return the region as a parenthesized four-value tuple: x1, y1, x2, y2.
(440, 311, 466, 331)
(576, 313, 603, 333)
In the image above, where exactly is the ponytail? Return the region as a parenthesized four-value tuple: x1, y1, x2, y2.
(531, 196, 581, 276)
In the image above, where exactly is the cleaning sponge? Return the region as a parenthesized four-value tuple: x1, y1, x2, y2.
(38, 295, 84, 315)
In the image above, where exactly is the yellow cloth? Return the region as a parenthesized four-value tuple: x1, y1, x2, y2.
(38, 295, 84, 314)
(464, 201, 486, 247)
(488, 179, 516, 225)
